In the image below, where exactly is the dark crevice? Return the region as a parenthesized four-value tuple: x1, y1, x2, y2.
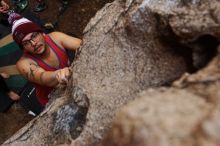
(191, 35, 219, 70)
(156, 13, 219, 75)
(155, 14, 195, 73)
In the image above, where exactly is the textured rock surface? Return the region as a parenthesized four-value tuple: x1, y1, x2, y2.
(70, 0, 189, 145)
(100, 52, 220, 146)
(99, 88, 212, 146)
(5, 0, 220, 146)
(2, 88, 87, 146)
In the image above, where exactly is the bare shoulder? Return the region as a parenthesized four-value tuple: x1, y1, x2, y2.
(48, 31, 65, 41)
(48, 32, 65, 47)
(48, 31, 82, 51)
(49, 31, 64, 36)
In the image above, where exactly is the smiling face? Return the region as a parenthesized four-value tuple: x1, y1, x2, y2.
(22, 32, 47, 55)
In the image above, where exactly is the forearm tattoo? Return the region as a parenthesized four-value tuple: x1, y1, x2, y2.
(28, 63, 40, 79)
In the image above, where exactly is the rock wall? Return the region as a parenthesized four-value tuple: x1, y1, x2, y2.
(100, 51, 220, 146)
(5, 0, 220, 145)
(99, 88, 212, 146)
(70, 0, 190, 145)
(98, 0, 220, 145)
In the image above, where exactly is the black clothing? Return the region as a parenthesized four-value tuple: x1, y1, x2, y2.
(0, 75, 10, 93)
(0, 75, 13, 112)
